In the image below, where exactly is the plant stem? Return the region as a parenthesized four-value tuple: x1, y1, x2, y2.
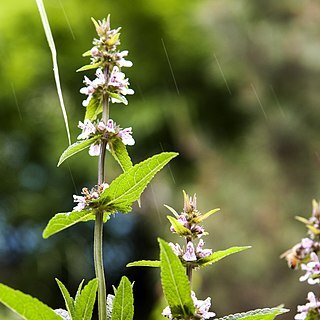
(186, 237, 193, 286)
(94, 94, 109, 320)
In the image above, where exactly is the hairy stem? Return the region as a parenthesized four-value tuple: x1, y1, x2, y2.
(94, 94, 109, 320)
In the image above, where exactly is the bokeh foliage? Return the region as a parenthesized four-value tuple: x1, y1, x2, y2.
(1, 0, 320, 319)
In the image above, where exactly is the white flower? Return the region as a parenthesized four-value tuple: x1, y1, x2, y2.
(295, 292, 320, 320)
(168, 242, 183, 256)
(77, 119, 96, 140)
(54, 309, 71, 320)
(191, 291, 216, 319)
(73, 195, 86, 212)
(108, 66, 134, 100)
(89, 143, 101, 156)
(106, 119, 116, 133)
(119, 127, 135, 145)
(116, 50, 133, 68)
(300, 252, 320, 285)
(196, 239, 212, 258)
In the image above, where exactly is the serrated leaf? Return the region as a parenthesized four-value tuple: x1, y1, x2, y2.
(0, 283, 61, 320)
(111, 276, 134, 320)
(97, 152, 178, 214)
(198, 246, 251, 267)
(158, 238, 195, 318)
(84, 95, 102, 121)
(164, 204, 180, 218)
(167, 216, 192, 236)
(76, 62, 101, 72)
(192, 208, 220, 224)
(55, 278, 75, 319)
(57, 135, 101, 167)
(43, 210, 95, 238)
(126, 260, 160, 268)
(108, 92, 128, 105)
(109, 138, 133, 172)
(217, 306, 289, 320)
(74, 279, 98, 320)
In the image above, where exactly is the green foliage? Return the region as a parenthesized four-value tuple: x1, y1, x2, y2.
(191, 208, 220, 224)
(74, 279, 98, 320)
(76, 62, 102, 72)
(217, 307, 289, 320)
(56, 278, 75, 318)
(108, 92, 128, 105)
(109, 138, 133, 172)
(57, 136, 101, 167)
(0, 283, 61, 320)
(43, 210, 94, 238)
(96, 152, 178, 213)
(126, 260, 160, 268)
(111, 276, 134, 320)
(84, 95, 102, 121)
(167, 215, 192, 236)
(158, 238, 195, 318)
(197, 246, 251, 267)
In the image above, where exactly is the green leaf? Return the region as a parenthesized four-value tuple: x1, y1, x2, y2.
(82, 50, 92, 57)
(97, 152, 178, 214)
(108, 92, 128, 105)
(84, 95, 102, 121)
(217, 306, 289, 320)
(55, 278, 75, 319)
(126, 260, 160, 268)
(158, 238, 195, 318)
(0, 283, 61, 320)
(164, 204, 180, 218)
(109, 138, 133, 172)
(167, 216, 192, 236)
(75, 280, 85, 302)
(57, 136, 101, 167)
(192, 208, 220, 224)
(74, 279, 98, 320)
(111, 276, 134, 320)
(76, 62, 101, 72)
(43, 210, 95, 238)
(198, 246, 251, 267)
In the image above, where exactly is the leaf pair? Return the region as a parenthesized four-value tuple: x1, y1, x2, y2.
(43, 152, 178, 238)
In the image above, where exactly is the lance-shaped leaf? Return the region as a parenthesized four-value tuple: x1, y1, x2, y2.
(96, 152, 178, 213)
(74, 278, 98, 320)
(164, 204, 180, 218)
(56, 278, 75, 319)
(84, 95, 102, 121)
(159, 238, 195, 318)
(217, 306, 289, 320)
(58, 135, 101, 167)
(198, 246, 251, 267)
(76, 62, 102, 72)
(167, 215, 192, 236)
(43, 210, 94, 238)
(191, 208, 220, 224)
(111, 276, 134, 320)
(108, 92, 128, 105)
(0, 283, 61, 320)
(126, 260, 160, 268)
(109, 138, 133, 172)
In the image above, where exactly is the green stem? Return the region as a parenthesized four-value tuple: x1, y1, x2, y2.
(94, 94, 109, 320)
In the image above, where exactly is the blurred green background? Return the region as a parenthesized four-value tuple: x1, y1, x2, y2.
(1, 0, 320, 319)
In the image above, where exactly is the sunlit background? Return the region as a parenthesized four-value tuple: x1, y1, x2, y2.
(1, 1, 320, 319)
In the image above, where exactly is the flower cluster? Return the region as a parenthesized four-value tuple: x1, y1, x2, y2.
(162, 291, 216, 320)
(163, 192, 216, 319)
(77, 119, 134, 156)
(73, 183, 108, 212)
(283, 200, 320, 319)
(54, 309, 71, 320)
(80, 16, 134, 107)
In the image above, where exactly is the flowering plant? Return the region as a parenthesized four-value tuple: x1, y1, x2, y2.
(282, 200, 320, 319)
(0, 12, 288, 320)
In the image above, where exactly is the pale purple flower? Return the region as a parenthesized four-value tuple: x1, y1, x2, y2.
(54, 309, 71, 320)
(119, 127, 135, 145)
(295, 292, 320, 320)
(183, 242, 197, 261)
(97, 120, 107, 131)
(196, 239, 212, 258)
(106, 119, 116, 133)
(301, 238, 314, 251)
(77, 120, 96, 140)
(191, 291, 216, 319)
(108, 66, 134, 102)
(73, 195, 86, 212)
(191, 224, 205, 237)
(300, 252, 320, 285)
(169, 242, 183, 256)
(89, 143, 101, 156)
